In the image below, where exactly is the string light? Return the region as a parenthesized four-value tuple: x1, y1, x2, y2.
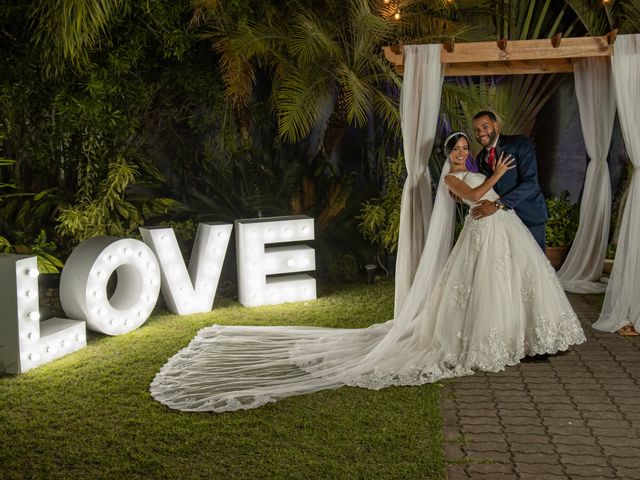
(394, 10, 401, 20)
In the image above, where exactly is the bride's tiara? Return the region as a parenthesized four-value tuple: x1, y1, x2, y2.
(444, 131, 469, 146)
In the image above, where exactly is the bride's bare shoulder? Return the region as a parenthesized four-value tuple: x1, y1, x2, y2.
(445, 171, 469, 183)
(446, 171, 466, 179)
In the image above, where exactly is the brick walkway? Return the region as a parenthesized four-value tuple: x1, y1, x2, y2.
(442, 293, 640, 480)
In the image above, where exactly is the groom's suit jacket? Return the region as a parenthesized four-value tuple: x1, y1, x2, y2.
(477, 134, 548, 229)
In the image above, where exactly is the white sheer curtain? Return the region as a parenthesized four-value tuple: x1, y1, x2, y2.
(558, 57, 615, 293)
(394, 44, 443, 316)
(594, 34, 640, 332)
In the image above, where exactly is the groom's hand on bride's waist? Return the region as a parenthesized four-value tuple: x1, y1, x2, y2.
(471, 200, 498, 219)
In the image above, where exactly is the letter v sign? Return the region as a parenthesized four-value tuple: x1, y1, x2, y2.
(140, 223, 232, 315)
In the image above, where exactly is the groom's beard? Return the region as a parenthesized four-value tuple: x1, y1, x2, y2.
(483, 132, 498, 149)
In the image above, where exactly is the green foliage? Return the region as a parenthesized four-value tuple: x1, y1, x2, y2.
(358, 153, 404, 255)
(0, 157, 16, 191)
(56, 158, 177, 243)
(31, 0, 126, 77)
(564, 0, 610, 35)
(28, 230, 65, 274)
(0, 158, 62, 270)
(213, 0, 404, 152)
(1, 1, 222, 254)
(615, 0, 640, 33)
(0, 234, 10, 252)
(545, 191, 579, 247)
(1, 229, 65, 273)
(208, 0, 483, 166)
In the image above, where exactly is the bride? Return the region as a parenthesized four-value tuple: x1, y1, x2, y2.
(150, 132, 586, 412)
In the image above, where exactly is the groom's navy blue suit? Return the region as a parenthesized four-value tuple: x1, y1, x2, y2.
(477, 134, 548, 250)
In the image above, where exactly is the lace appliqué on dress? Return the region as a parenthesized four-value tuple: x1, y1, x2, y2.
(470, 220, 485, 252)
(529, 311, 585, 355)
(521, 287, 537, 303)
(494, 235, 513, 274)
(452, 281, 472, 309)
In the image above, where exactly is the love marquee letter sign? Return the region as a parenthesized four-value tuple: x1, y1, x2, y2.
(0, 215, 316, 374)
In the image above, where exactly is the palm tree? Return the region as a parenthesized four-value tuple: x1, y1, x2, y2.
(208, 0, 479, 164)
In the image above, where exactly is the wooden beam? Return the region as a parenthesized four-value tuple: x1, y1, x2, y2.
(441, 35, 612, 64)
(444, 58, 575, 76)
(382, 33, 615, 76)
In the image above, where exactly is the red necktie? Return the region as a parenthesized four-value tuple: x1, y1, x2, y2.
(487, 147, 496, 169)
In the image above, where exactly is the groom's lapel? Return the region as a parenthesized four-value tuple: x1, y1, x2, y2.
(478, 148, 492, 177)
(495, 135, 507, 160)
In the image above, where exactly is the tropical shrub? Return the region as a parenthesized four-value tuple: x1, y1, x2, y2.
(545, 191, 579, 247)
(358, 153, 404, 256)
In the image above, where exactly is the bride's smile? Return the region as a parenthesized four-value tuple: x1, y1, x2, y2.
(449, 137, 469, 170)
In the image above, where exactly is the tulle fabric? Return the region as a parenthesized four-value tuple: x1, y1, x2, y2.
(150, 172, 585, 412)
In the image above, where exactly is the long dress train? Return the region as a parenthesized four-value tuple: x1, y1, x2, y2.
(150, 171, 586, 412)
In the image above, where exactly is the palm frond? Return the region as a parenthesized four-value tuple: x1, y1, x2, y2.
(337, 66, 374, 127)
(371, 89, 401, 135)
(276, 69, 334, 143)
(564, 0, 610, 35)
(615, 0, 640, 34)
(440, 81, 486, 135)
(288, 12, 340, 64)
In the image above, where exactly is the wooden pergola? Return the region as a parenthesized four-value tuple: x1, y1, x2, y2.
(383, 31, 617, 76)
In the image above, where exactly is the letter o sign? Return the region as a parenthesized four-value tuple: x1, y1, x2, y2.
(60, 237, 161, 335)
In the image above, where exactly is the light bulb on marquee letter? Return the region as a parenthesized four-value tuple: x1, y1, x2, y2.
(140, 223, 232, 315)
(236, 215, 316, 307)
(0, 254, 86, 374)
(59, 237, 161, 335)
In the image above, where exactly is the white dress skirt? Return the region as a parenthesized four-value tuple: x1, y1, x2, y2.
(150, 171, 586, 412)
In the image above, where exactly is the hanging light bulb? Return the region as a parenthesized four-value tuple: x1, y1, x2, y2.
(394, 10, 401, 20)
(383, 0, 390, 3)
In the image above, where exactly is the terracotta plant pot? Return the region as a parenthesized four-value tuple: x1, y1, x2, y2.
(545, 246, 569, 270)
(603, 258, 614, 275)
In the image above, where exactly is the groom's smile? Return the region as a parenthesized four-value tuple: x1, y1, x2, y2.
(472, 114, 500, 148)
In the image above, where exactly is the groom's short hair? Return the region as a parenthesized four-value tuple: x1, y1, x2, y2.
(473, 110, 498, 122)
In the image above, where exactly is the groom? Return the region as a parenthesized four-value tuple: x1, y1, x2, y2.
(471, 111, 548, 250)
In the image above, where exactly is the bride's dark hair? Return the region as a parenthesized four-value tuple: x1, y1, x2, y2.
(444, 132, 469, 156)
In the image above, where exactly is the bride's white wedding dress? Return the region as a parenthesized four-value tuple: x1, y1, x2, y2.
(150, 171, 585, 412)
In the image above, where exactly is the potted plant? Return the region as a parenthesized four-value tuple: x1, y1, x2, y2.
(545, 191, 579, 269)
(357, 154, 404, 276)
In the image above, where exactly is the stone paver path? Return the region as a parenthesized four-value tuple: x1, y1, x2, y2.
(443, 293, 640, 480)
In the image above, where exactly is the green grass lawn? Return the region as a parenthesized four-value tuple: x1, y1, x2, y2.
(0, 279, 444, 480)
